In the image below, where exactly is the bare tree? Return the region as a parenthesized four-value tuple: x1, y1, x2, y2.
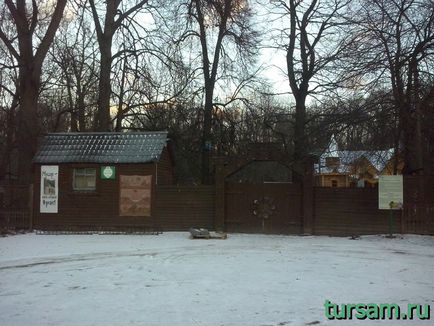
(0, 32, 19, 181)
(49, 7, 99, 132)
(349, 0, 434, 174)
(174, 0, 259, 183)
(87, 0, 149, 131)
(269, 0, 351, 175)
(109, 13, 197, 132)
(0, 0, 68, 183)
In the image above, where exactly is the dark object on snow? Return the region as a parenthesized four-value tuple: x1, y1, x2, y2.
(190, 228, 210, 238)
(1, 228, 29, 237)
(189, 228, 227, 239)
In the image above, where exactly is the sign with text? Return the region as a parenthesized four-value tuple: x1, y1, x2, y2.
(379, 175, 403, 210)
(40, 165, 59, 213)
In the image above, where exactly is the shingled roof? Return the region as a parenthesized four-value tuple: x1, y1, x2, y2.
(314, 135, 394, 175)
(33, 132, 168, 164)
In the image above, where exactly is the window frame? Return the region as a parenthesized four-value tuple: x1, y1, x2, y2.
(73, 168, 97, 191)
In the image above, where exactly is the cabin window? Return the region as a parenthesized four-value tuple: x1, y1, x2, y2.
(331, 180, 338, 187)
(73, 168, 96, 191)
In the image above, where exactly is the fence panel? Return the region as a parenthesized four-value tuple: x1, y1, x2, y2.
(0, 184, 32, 229)
(313, 187, 399, 236)
(225, 182, 302, 234)
(154, 185, 215, 231)
(403, 176, 434, 234)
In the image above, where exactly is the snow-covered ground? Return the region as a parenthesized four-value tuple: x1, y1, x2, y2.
(0, 232, 433, 326)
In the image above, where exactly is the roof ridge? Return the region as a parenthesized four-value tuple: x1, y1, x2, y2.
(46, 131, 168, 135)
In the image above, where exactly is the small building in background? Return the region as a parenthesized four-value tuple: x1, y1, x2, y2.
(32, 131, 174, 231)
(221, 141, 293, 184)
(315, 136, 403, 187)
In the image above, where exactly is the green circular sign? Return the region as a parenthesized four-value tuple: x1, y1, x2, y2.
(102, 166, 115, 179)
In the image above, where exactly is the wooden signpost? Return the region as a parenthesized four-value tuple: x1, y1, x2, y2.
(379, 175, 403, 238)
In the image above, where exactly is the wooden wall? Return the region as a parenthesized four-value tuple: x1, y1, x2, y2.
(313, 187, 401, 236)
(33, 145, 177, 231)
(316, 174, 349, 187)
(157, 147, 174, 185)
(34, 163, 159, 231)
(33, 160, 213, 231)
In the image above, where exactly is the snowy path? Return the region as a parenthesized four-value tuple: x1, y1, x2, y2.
(0, 233, 433, 325)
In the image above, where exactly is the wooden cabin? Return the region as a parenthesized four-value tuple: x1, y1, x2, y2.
(315, 136, 401, 188)
(32, 132, 173, 231)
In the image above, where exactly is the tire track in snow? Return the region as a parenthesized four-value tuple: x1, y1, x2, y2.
(0, 251, 158, 270)
(0, 244, 222, 270)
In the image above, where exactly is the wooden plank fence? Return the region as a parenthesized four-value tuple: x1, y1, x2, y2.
(313, 187, 400, 236)
(312, 176, 434, 236)
(1, 176, 432, 235)
(0, 210, 30, 229)
(0, 184, 33, 230)
(154, 185, 215, 231)
(403, 176, 434, 234)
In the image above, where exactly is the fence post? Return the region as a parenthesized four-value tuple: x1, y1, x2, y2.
(214, 157, 226, 231)
(29, 184, 34, 231)
(401, 177, 406, 234)
(302, 156, 316, 235)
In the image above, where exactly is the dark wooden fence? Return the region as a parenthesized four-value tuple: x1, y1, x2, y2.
(0, 185, 32, 230)
(313, 187, 400, 236)
(154, 185, 215, 231)
(0, 210, 31, 229)
(225, 182, 302, 234)
(403, 176, 434, 234)
(312, 176, 434, 236)
(2, 184, 214, 232)
(2, 176, 432, 235)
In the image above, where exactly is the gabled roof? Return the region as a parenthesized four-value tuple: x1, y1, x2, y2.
(315, 135, 395, 175)
(316, 149, 394, 174)
(33, 132, 168, 164)
(226, 160, 292, 183)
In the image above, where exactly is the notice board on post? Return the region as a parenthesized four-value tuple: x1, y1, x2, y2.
(379, 175, 403, 210)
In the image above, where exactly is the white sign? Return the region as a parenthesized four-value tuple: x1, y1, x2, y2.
(40, 165, 59, 213)
(379, 175, 403, 210)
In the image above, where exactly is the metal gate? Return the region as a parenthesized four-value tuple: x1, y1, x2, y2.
(225, 182, 302, 234)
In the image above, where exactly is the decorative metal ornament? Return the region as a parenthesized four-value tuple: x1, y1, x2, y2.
(252, 196, 276, 219)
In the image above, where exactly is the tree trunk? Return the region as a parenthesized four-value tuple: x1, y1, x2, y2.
(0, 97, 18, 181)
(294, 99, 307, 161)
(65, 73, 78, 132)
(95, 41, 113, 131)
(115, 56, 128, 132)
(17, 71, 40, 184)
(293, 96, 307, 180)
(77, 89, 86, 132)
(201, 87, 214, 184)
(1, 0, 68, 184)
